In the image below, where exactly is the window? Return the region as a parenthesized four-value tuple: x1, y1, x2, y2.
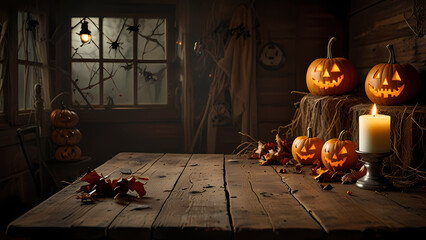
(17, 11, 49, 112)
(71, 16, 168, 108)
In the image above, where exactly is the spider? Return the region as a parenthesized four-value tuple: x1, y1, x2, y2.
(107, 40, 123, 54)
(126, 24, 140, 33)
(121, 63, 133, 71)
(143, 69, 157, 82)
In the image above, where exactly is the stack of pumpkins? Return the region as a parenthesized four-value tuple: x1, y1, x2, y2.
(50, 106, 82, 161)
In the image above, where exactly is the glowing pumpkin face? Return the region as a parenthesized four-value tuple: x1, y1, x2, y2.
(291, 127, 324, 165)
(365, 45, 420, 105)
(321, 130, 358, 172)
(306, 37, 357, 95)
(52, 128, 82, 146)
(55, 145, 82, 161)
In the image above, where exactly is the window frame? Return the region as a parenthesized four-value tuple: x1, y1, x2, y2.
(69, 11, 177, 110)
(0, 9, 49, 127)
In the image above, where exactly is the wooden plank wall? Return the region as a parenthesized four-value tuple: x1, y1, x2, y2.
(255, 0, 348, 141)
(348, 0, 426, 104)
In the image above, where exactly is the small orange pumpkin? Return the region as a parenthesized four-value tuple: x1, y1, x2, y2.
(321, 130, 358, 172)
(51, 128, 82, 145)
(50, 105, 79, 128)
(291, 127, 324, 165)
(306, 37, 358, 95)
(55, 145, 82, 161)
(364, 44, 420, 105)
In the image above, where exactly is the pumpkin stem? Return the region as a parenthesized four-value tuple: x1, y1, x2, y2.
(60, 101, 68, 110)
(386, 44, 397, 64)
(338, 130, 347, 141)
(307, 127, 313, 138)
(327, 37, 336, 59)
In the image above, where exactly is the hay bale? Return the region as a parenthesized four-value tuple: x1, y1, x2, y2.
(285, 94, 369, 141)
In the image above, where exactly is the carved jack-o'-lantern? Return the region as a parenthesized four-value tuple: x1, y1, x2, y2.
(291, 127, 324, 165)
(306, 37, 357, 95)
(321, 130, 358, 172)
(365, 44, 420, 105)
(55, 145, 82, 161)
(52, 128, 82, 146)
(50, 105, 79, 128)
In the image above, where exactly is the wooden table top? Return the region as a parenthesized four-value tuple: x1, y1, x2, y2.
(7, 153, 426, 240)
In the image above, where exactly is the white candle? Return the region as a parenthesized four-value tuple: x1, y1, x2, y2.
(359, 104, 391, 153)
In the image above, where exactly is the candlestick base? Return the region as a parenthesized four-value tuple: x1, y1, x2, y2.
(355, 150, 392, 191)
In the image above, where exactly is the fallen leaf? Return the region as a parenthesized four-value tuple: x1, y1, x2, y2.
(341, 165, 367, 183)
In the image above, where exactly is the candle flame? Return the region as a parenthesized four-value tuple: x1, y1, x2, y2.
(372, 104, 377, 116)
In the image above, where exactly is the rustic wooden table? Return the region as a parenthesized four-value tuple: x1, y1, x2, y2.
(7, 153, 426, 240)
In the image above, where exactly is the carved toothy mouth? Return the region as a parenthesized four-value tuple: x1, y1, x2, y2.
(296, 152, 315, 160)
(324, 157, 347, 168)
(368, 84, 405, 98)
(312, 74, 344, 89)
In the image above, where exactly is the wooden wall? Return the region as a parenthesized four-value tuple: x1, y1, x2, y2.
(255, 0, 348, 141)
(348, 0, 426, 103)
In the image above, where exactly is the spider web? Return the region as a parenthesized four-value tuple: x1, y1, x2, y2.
(71, 17, 166, 106)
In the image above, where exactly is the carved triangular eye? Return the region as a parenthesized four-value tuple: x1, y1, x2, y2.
(392, 70, 401, 81)
(373, 69, 381, 79)
(339, 146, 347, 155)
(309, 144, 316, 150)
(323, 69, 330, 77)
(315, 65, 323, 72)
(331, 63, 340, 72)
(383, 78, 389, 85)
(301, 146, 307, 152)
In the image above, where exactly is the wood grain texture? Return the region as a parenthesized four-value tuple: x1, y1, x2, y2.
(272, 165, 426, 240)
(225, 155, 322, 240)
(7, 152, 164, 239)
(108, 153, 191, 240)
(151, 154, 232, 240)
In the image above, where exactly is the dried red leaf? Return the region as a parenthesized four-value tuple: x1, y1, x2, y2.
(78, 170, 147, 199)
(80, 170, 102, 185)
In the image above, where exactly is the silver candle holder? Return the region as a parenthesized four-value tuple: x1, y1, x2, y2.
(355, 149, 392, 191)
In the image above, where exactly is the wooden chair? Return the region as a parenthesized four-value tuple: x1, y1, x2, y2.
(17, 125, 92, 198)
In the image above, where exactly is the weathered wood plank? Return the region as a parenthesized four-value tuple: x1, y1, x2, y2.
(272, 165, 426, 240)
(7, 152, 164, 239)
(349, 0, 414, 47)
(151, 154, 232, 240)
(226, 155, 323, 240)
(108, 153, 191, 240)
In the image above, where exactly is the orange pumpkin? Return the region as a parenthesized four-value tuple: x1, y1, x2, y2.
(50, 106, 79, 128)
(51, 128, 82, 145)
(306, 37, 357, 95)
(55, 145, 82, 161)
(291, 127, 324, 165)
(321, 130, 358, 172)
(365, 44, 420, 105)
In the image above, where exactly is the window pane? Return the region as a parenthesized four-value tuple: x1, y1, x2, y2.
(72, 62, 100, 105)
(18, 64, 37, 110)
(103, 62, 133, 105)
(71, 17, 99, 59)
(137, 63, 167, 104)
(138, 18, 166, 60)
(103, 18, 133, 59)
(18, 12, 40, 62)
